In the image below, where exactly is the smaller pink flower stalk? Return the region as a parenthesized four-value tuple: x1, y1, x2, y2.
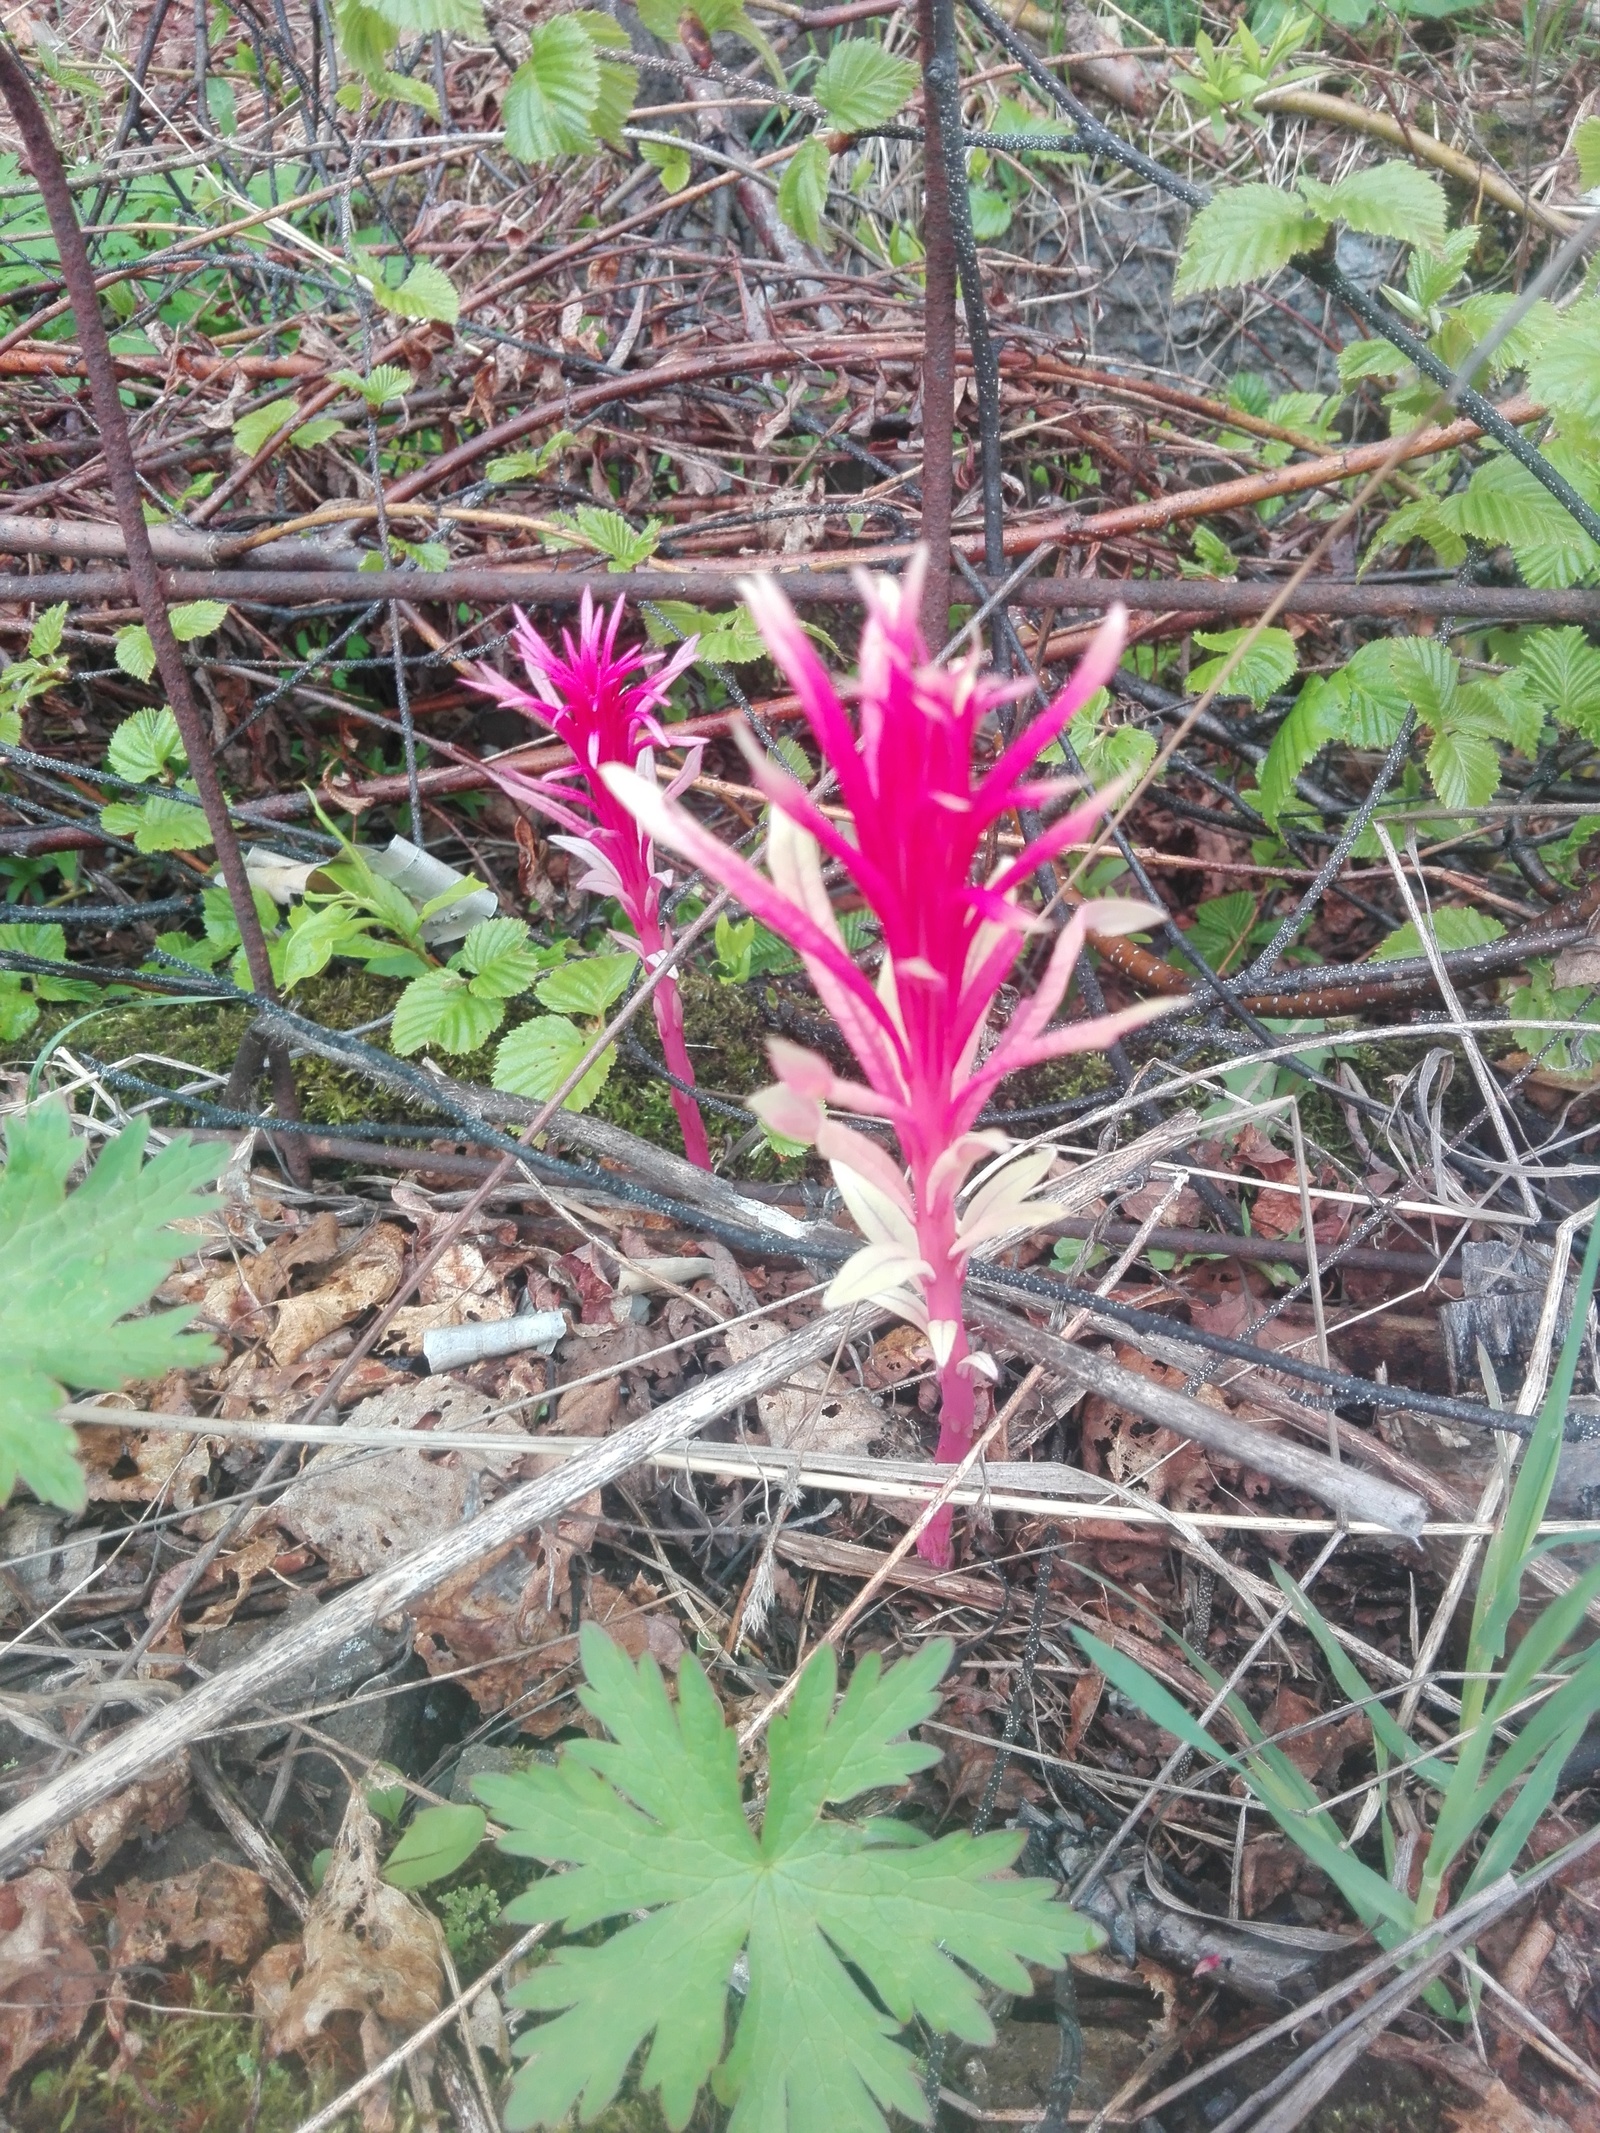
(605, 549, 1171, 1566)
(469, 593, 712, 1169)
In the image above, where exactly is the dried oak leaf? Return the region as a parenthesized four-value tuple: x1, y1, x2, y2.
(251, 1790, 444, 2133)
(112, 1860, 272, 1970)
(0, 1870, 99, 2087)
(269, 1223, 406, 1366)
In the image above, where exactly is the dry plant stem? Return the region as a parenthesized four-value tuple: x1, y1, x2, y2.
(737, 1370, 1042, 1749)
(915, 0, 959, 640)
(0, 40, 302, 1133)
(0, 1308, 875, 1875)
(289, 1923, 550, 2133)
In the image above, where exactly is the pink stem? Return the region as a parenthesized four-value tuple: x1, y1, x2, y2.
(651, 967, 712, 1170)
(917, 1228, 974, 1568)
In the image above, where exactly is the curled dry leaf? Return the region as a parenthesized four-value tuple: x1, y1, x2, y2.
(112, 1859, 272, 1971)
(251, 1789, 444, 2133)
(203, 1209, 343, 1336)
(264, 1377, 532, 1580)
(43, 1749, 190, 1874)
(269, 1223, 407, 1366)
(0, 1870, 99, 2087)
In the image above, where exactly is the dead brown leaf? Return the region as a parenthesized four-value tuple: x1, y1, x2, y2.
(204, 1210, 343, 1335)
(1264, 1686, 1368, 1788)
(724, 1318, 889, 1453)
(1445, 2081, 1570, 2132)
(251, 1790, 444, 2133)
(0, 1871, 99, 2088)
(44, 1750, 190, 1874)
(112, 1860, 272, 1971)
(269, 1224, 407, 1366)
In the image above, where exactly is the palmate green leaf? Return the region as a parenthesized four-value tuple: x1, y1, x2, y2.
(505, 18, 602, 162)
(1188, 624, 1297, 706)
(332, 363, 415, 408)
(811, 39, 918, 131)
(476, 1629, 1098, 2133)
(1371, 907, 1504, 961)
(778, 135, 831, 247)
(0, 1104, 224, 1510)
(1297, 161, 1447, 249)
(1172, 184, 1324, 298)
(556, 504, 661, 570)
(493, 1013, 615, 1110)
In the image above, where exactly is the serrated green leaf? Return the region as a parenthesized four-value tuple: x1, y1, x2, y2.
(391, 968, 506, 1055)
(1337, 337, 1403, 386)
(0, 1105, 224, 1510)
(106, 705, 186, 783)
(169, 600, 228, 644)
(1425, 724, 1501, 809)
(556, 505, 660, 571)
(278, 902, 374, 988)
(1457, 453, 1600, 582)
(99, 790, 213, 854)
(967, 185, 1012, 241)
(811, 39, 917, 131)
(373, 69, 441, 114)
(535, 951, 634, 1019)
(1172, 184, 1325, 299)
(290, 415, 344, 448)
(1510, 625, 1600, 741)
(333, 363, 415, 408)
(1257, 674, 1344, 827)
(369, 0, 484, 33)
(642, 601, 764, 665)
(1577, 117, 1600, 192)
(492, 1014, 614, 1111)
(114, 625, 157, 683)
(370, 259, 461, 324)
(1299, 161, 1447, 249)
(1371, 907, 1505, 961)
(1527, 299, 1600, 431)
(639, 137, 692, 193)
(777, 135, 830, 248)
(505, 18, 601, 162)
(232, 398, 300, 458)
(458, 916, 542, 997)
(384, 1803, 487, 1888)
(476, 1627, 1098, 2133)
(592, 56, 638, 148)
(28, 604, 66, 659)
(1189, 625, 1297, 707)
(334, 0, 395, 76)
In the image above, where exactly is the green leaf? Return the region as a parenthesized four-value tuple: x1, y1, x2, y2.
(777, 135, 831, 248)
(385, 1803, 488, 1888)
(168, 600, 228, 644)
(1527, 299, 1600, 431)
(487, 429, 578, 484)
(332, 363, 415, 408)
(28, 604, 66, 659)
(811, 39, 917, 131)
(1337, 337, 1403, 386)
(391, 969, 506, 1055)
(1172, 184, 1325, 299)
(367, 68, 441, 114)
(1456, 454, 1600, 584)
(966, 185, 1012, 242)
(1298, 162, 1447, 249)
(99, 789, 214, 854)
(1577, 116, 1600, 192)
(642, 601, 765, 665)
(1183, 891, 1260, 975)
(458, 916, 542, 998)
(334, 0, 395, 76)
(232, 397, 300, 457)
(1189, 625, 1297, 707)
(0, 1105, 223, 1511)
(639, 137, 692, 193)
(476, 1628, 1098, 2133)
(535, 951, 634, 1019)
(492, 1014, 614, 1111)
(290, 415, 344, 448)
(1371, 907, 1505, 961)
(1425, 723, 1500, 809)
(556, 505, 661, 571)
(113, 625, 157, 683)
(1257, 674, 1344, 827)
(1510, 625, 1600, 741)
(504, 18, 602, 162)
(1376, 635, 1459, 727)
(370, 259, 461, 324)
(106, 706, 186, 783)
(369, 0, 485, 33)
(592, 56, 638, 148)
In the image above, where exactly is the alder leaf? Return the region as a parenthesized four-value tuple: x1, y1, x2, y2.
(811, 39, 918, 131)
(1257, 674, 1345, 827)
(504, 18, 602, 162)
(390, 969, 506, 1055)
(106, 706, 186, 784)
(1172, 184, 1325, 298)
(475, 1628, 1099, 2133)
(1189, 625, 1298, 707)
(369, 259, 461, 323)
(777, 134, 831, 246)
(492, 1014, 614, 1110)
(0, 1104, 224, 1510)
(1371, 908, 1505, 961)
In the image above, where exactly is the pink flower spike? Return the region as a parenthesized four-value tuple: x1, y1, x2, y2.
(466, 594, 711, 1169)
(604, 549, 1165, 1570)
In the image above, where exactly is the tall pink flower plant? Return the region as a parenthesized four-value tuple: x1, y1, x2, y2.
(606, 550, 1168, 1565)
(470, 593, 712, 1169)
